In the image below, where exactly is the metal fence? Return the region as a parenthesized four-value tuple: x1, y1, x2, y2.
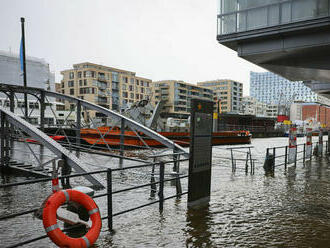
(265, 140, 328, 172)
(0, 156, 188, 248)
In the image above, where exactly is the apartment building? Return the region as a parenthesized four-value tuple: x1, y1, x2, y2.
(240, 96, 278, 118)
(60, 62, 152, 119)
(197, 80, 243, 114)
(152, 80, 213, 118)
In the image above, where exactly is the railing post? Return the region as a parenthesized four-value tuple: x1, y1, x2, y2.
(40, 91, 45, 132)
(173, 148, 182, 198)
(119, 119, 125, 169)
(273, 147, 276, 172)
(1, 112, 5, 169)
(303, 144, 306, 166)
(284, 146, 288, 170)
(231, 148, 234, 173)
(158, 162, 165, 213)
(150, 158, 157, 199)
(107, 168, 113, 231)
(294, 144, 297, 167)
(76, 100, 81, 156)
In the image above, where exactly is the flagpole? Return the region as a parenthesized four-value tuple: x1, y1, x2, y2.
(21, 17, 28, 120)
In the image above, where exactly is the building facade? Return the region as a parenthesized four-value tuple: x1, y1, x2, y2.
(0, 50, 55, 92)
(60, 62, 152, 119)
(290, 103, 330, 128)
(197, 80, 243, 114)
(240, 96, 278, 117)
(152, 80, 213, 118)
(217, 0, 330, 98)
(250, 72, 319, 104)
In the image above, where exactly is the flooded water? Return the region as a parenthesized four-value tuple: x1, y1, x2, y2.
(1, 137, 330, 247)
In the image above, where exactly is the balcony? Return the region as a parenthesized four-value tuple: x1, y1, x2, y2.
(217, 0, 330, 83)
(98, 76, 107, 82)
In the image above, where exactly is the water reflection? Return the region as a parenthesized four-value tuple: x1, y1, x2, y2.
(185, 206, 214, 247)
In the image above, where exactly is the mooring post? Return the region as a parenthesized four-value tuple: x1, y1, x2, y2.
(158, 162, 165, 213)
(119, 118, 125, 169)
(107, 168, 113, 231)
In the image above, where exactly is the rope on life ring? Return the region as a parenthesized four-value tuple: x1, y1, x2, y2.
(43, 189, 102, 248)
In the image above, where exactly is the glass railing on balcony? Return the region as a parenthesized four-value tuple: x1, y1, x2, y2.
(218, 0, 330, 35)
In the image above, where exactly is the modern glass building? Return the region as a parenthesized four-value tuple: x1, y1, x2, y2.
(250, 72, 317, 104)
(218, 0, 329, 35)
(217, 0, 330, 99)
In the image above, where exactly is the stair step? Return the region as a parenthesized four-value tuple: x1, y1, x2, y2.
(16, 164, 33, 168)
(9, 162, 24, 166)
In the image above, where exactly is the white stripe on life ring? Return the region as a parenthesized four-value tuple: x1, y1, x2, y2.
(45, 223, 59, 233)
(82, 236, 90, 247)
(88, 208, 99, 216)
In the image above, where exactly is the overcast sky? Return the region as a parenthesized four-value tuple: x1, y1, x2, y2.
(1, 0, 265, 95)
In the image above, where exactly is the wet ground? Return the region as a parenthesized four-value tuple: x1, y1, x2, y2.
(1, 137, 330, 247)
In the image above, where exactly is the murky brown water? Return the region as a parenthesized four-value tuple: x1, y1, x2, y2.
(1, 137, 330, 247)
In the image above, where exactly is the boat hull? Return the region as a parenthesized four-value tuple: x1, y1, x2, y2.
(80, 128, 251, 149)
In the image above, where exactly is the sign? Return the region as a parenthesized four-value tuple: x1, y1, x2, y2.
(188, 99, 213, 208)
(213, 112, 218, 120)
(283, 120, 292, 125)
(288, 127, 297, 164)
(306, 128, 312, 158)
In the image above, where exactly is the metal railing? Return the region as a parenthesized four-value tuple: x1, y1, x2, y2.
(0, 157, 189, 248)
(265, 140, 328, 173)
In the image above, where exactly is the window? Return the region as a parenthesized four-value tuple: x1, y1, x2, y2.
(84, 79, 87, 86)
(140, 88, 144, 93)
(136, 94, 139, 99)
(130, 93, 134, 98)
(69, 72, 74, 79)
(130, 78, 134, 84)
(122, 91, 128, 98)
(122, 84, 127, 90)
(78, 72, 82, 78)
(70, 88, 74, 95)
(136, 80, 139, 85)
(61, 82, 64, 88)
(129, 85, 134, 91)
(79, 80, 83, 86)
(68, 81, 74, 87)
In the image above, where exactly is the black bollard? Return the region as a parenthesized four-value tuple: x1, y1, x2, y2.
(263, 153, 275, 176)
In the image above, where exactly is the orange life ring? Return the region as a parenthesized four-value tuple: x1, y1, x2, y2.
(43, 189, 102, 248)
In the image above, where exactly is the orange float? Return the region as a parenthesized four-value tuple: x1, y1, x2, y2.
(43, 189, 101, 247)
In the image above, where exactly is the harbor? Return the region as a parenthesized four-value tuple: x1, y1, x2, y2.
(1, 137, 330, 247)
(2, 0, 330, 247)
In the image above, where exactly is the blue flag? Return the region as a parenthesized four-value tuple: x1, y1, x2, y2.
(19, 38, 24, 72)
